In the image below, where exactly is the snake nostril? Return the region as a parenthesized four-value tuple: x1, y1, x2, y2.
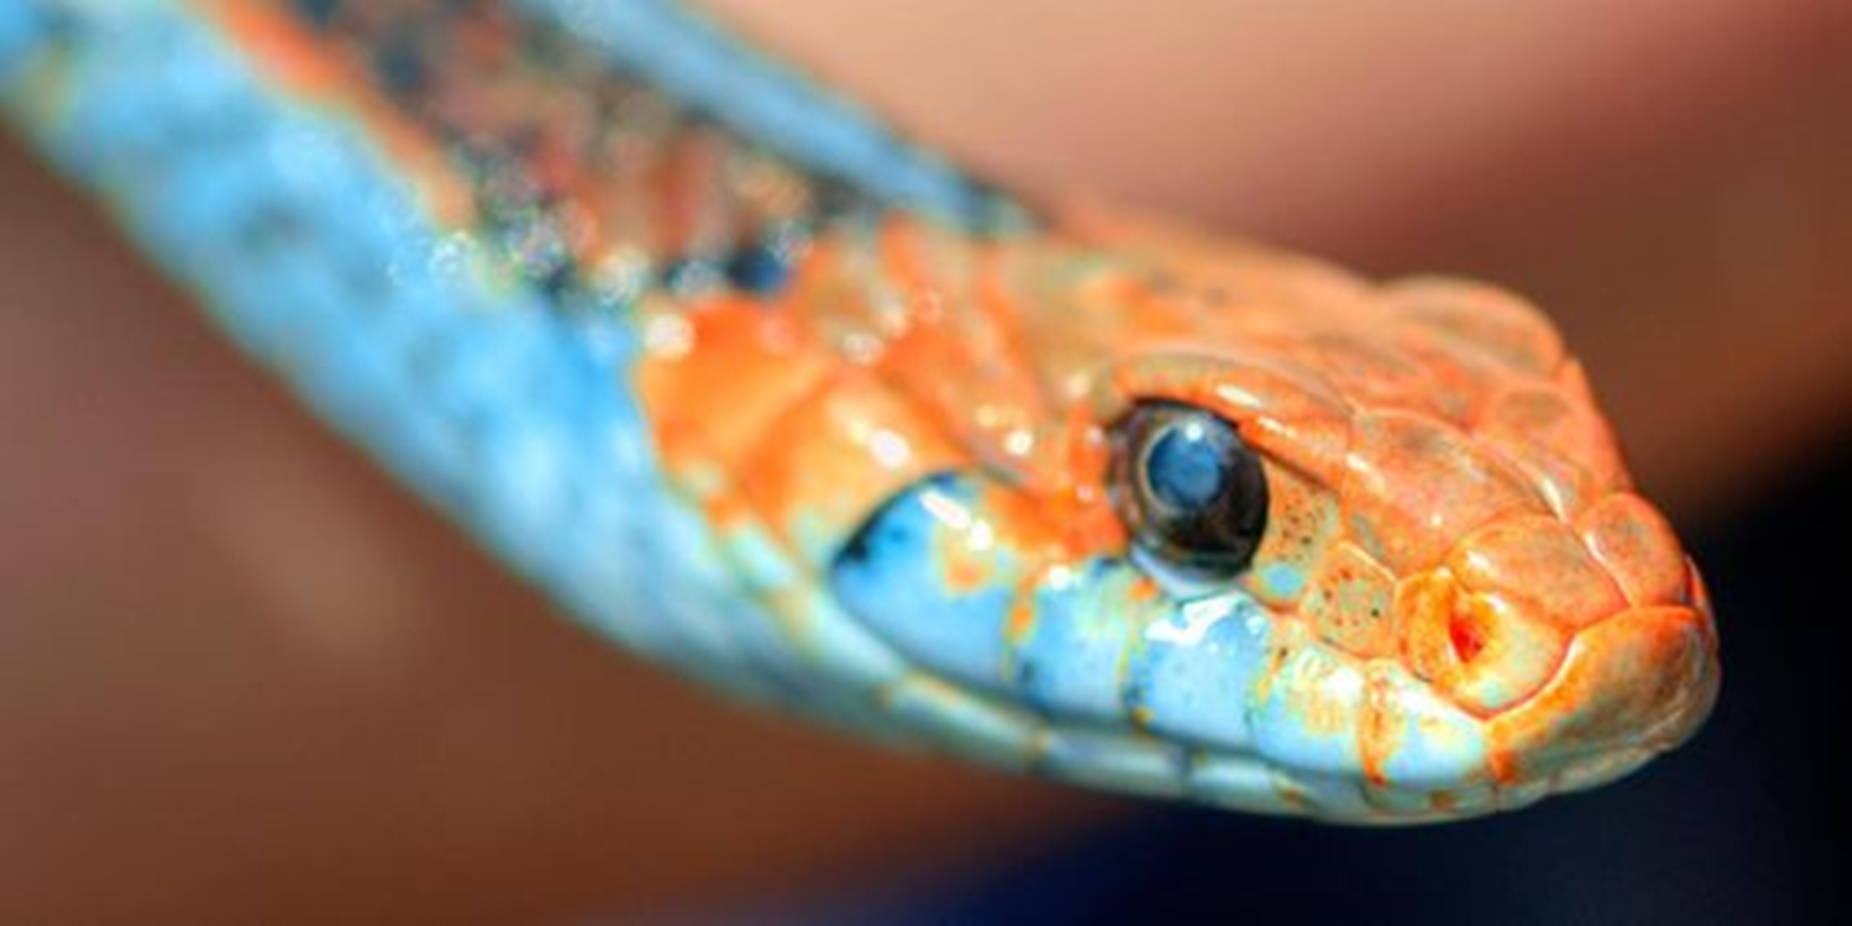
(1448, 609, 1488, 663)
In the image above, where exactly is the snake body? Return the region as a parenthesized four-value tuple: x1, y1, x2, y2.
(0, 0, 1718, 822)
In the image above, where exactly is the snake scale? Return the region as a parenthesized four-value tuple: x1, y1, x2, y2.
(0, 0, 1718, 823)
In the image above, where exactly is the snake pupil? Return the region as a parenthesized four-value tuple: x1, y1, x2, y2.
(1111, 401, 1269, 579)
(1146, 419, 1228, 510)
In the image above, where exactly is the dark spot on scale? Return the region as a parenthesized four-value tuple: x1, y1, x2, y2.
(373, 30, 428, 97)
(1014, 660, 1039, 690)
(725, 241, 792, 296)
(290, 0, 340, 28)
(1268, 645, 1290, 675)
(834, 495, 917, 570)
(832, 472, 960, 570)
(834, 516, 884, 569)
(537, 260, 578, 300)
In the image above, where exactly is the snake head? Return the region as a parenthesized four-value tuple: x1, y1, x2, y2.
(639, 213, 1718, 823)
(1057, 227, 1721, 819)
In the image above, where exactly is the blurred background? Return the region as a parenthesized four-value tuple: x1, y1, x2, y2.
(2, 0, 1847, 920)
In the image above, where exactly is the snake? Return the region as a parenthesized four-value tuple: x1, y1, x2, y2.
(0, 0, 1719, 823)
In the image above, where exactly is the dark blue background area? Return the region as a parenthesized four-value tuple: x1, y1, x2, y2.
(836, 436, 1847, 924)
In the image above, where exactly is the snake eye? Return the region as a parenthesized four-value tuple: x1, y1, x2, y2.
(1110, 401, 1268, 579)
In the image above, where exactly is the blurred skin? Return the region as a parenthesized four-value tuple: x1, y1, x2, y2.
(2, 0, 1849, 919)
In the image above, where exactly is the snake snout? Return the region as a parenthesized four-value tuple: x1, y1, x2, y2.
(1466, 497, 1720, 794)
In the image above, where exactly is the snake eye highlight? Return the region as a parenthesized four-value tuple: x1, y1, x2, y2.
(1111, 401, 1268, 579)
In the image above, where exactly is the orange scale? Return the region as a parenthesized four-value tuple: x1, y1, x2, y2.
(1478, 383, 1630, 496)
(786, 246, 885, 341)
(1576, 494, 1691, 609)
(1388, 319, 1507, 425)
(1395, 570, 1459, 684)
(1477, 382, 1574, 436)
(633, 299, 834, 474)
(1089, 354, 1223, 421)
(1301, 541, 1399, 658)
(1201, 256, 1374, 322)
(1103, 350, 1348, 416)
(1239, 461, 1342, 609)
(1288, 331, 1447, 419)
(1379, 277, 1566, 377)
(1102, 298, 1211, 355)
(1023, 409, 1125, 557)
(1237, 413, 1350, 493)
(733, 370, 969, 568)
(875, 324, 1045, 474)
(1480, 433, 1602, 519)
(1339, 411, 1547, 573)
(1448, 514, 1628, 629)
